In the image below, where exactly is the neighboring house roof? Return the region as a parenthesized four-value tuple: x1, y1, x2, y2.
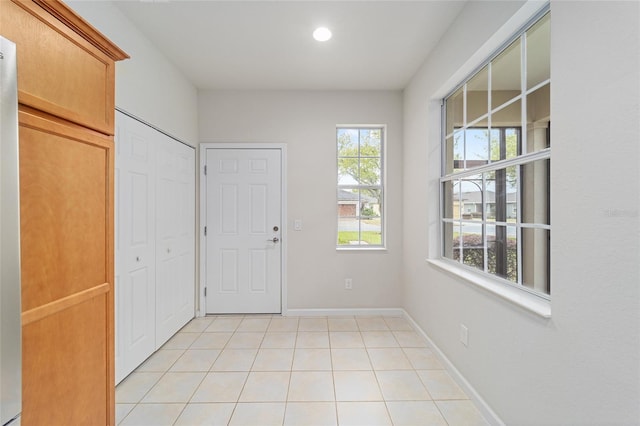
(457, 190, 517, 204)
(338, 189, 377, 203)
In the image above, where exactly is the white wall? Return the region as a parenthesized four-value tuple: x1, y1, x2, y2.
(66, 1, 198, 144)
(199, 90, 403, 310)
(403, 1, 639, 425)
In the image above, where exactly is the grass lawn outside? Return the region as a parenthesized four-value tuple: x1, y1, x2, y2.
(337, 231, 382, 245)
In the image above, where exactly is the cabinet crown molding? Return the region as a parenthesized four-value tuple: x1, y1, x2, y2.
(31, 0, 129, 61)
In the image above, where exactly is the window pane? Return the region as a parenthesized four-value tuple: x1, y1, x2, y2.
(526, 83, 550, 152)
(338, 187, 361, 246)
(359, 158, 381, 185)
(489, 130, 501, 162)
(337, 128, 359, 157)
(361, 188, 382, 218)
(442, 181, 456, 219)
(504, 128, 521, 160)
(465, 128, 490, 167)
(338, 188, 358, 218)
(337, 219, 382, 246)
(526, 12, 550, 89)
(485, 171, 496, 221)
(460, 176, 483, 220)
(492, 38, 521, 109)
(446, 87, 464, 136)
(506, 165, 518, 221)
(337, 158, 358, 185)
(493, 100, 521, 131)
(467, 66, 489, 124)
(487, 225, 518, 282)
(462, 222, 484, 271)
(453, 130, 464, 171)
(444, 136, 455, 175)
(521, 159, 550, 225)
(338, 217, 360, 245)
(443, 221, 458, 261)
(490, 126, 521, 162)
(337, 187, 382, 246)
(522, 228, 550, 294)
(360, 129, 381, 157)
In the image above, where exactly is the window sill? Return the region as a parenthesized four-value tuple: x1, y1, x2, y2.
(337, 247, 388, 253)
(427, 258, 551, 318)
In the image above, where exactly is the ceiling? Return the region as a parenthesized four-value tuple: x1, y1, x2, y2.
(114, 0, 467, 91)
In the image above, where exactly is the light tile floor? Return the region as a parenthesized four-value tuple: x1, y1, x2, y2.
(116, 315, 489, 426)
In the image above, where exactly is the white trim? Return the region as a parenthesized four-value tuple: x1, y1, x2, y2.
(116, 107, 195, 148)
(402, 310, 506, 426)
(434, 1, 550, 100)
(198, 142, 288, 316)
(336, 247, 388, 253)
(336, 124, 387, 249)
(441, 148, 550, 181)
(427, 258, 551, 317)
(284, 308, 404, 317)
(284, 306, 506, 424)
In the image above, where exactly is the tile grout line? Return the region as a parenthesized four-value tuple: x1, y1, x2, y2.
(119, 314, 483, 426)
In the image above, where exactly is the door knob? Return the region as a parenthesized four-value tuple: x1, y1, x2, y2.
(267, 237, 280, 243)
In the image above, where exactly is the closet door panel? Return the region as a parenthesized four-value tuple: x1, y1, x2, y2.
(115, 113, 157, 383)
(155, 136, 195, 347)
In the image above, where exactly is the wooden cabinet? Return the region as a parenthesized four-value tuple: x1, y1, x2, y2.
(0, 1, 127, 424)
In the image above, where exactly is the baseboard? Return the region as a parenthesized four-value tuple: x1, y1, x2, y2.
(401, 310, 505, 426)
(275, 306, 503, 424)
(283, 308, 405, 317)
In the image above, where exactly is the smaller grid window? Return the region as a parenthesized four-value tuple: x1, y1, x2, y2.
(337, 127, 384, 247)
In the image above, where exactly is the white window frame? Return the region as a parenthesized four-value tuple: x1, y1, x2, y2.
(439, 6, 551, 302)
(336, 125, 386, 250)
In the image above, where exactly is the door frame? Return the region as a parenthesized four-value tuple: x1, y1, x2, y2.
(199, 142, 288, 316)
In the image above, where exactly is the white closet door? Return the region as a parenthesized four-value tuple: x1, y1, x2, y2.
(115, 113, 157, 384)
(155, 135, 196, 347)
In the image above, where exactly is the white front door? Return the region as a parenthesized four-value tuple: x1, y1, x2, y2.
(204, 148, 282, 314)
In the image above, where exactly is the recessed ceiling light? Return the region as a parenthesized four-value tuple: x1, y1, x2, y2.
(313, 27, 332, 42)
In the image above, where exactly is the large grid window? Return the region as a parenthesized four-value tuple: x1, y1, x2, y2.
(337, 127, 384, 247)
(441, 10, 550, 296)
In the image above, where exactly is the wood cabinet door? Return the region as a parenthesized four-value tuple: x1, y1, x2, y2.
(0, 0, 127, 134)
(19, 109, 115, 425)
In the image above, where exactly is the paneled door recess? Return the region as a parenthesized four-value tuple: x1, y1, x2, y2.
(0, 0, 128, 424)
(204, 148, 283, 314)
(115, 111, 195, 383)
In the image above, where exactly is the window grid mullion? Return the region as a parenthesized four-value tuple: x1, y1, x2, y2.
(482, 174, 488, 273)
(441, 148, 550, 181)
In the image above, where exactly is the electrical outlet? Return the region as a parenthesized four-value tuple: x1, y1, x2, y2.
(345, 278, 353, 290)
(460, 324, 468, 347)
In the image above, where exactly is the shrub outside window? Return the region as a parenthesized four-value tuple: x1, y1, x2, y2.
(337, 126, 384, 248)
(441, 10, 550, 296)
